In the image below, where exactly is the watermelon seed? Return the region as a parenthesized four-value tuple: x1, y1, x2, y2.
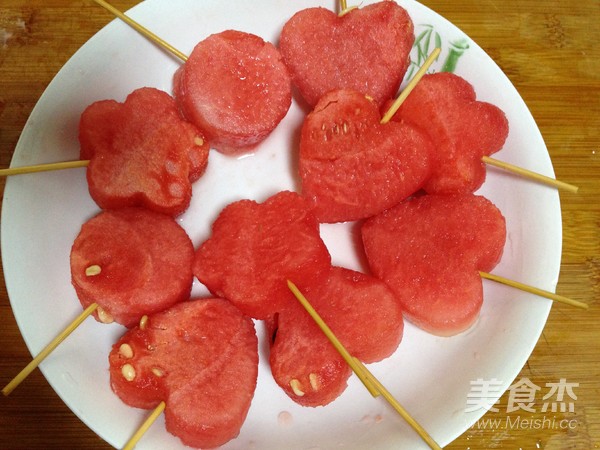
(165, 159, 180, 175)
(121, 364, 136, 381)
(289, 379, 305, 397)
(194, 136, 204, 146)
(97, 306, 114, 324)
(85, 264, 101, 276)
(169, 182, 185, 197)
(309, 373, 319, 391)
(118, 343, 133, 359)
(139, 315, 149, 330)
(342, 121, 349, 134)
(151, 368, 164, 378)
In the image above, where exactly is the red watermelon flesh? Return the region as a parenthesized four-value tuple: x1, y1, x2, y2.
(70, 207, 194, 327)
(109, 298, 258, 449)
(267, 310, 351, 408)
(300, 89, 433, 223)
(279, 1, 414, 108)
(79, 87, 209, 216)
(269, 267, 403, 407)
(392, 72, 509, 194)
(361, 194, 506, 336)
(193, 191, 331, 320)
(174, 30, 292, 155)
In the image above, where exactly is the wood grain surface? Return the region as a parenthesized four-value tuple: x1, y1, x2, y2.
(0, 1, 598, 449)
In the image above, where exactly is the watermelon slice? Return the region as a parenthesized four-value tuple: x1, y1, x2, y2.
(279, 1, 414, 107)
(269, 266, 403, 406)
(361, 194, 506, 336)
(193, 191, 331, 320)
(70, 207, 194, 327)
(392, 72, 509, 194)
(79, 87, 209, 217)
(299, 89, 433, 223)
(174, 30, 292, 155)
(109, 298, 258, 449)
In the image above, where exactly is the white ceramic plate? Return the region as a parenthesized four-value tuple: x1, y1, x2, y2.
(1, 1, 561, 448)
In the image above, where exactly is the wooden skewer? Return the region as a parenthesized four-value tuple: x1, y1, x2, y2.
(380, 47, 441, 125)
(481, 156, 579, 193)
(287, 280, 442, 450)
(93, 0, 188, 62)
(122, 401, 166, 450)
(0, 160, 89, 177)
(479, 271, 588, 309)
(287, 280, 380, 396)
(380, 49, 578, 193)
(2, 303, 99, 396)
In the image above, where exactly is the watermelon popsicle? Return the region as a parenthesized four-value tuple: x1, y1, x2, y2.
(79, 87, 210, 217)
(297, 48, 440, 224)
(385, 71, 578, 193)
(362, 193, 507, 336)
(193, 190, 332, 320)
(287, 280, 443, 450)
(70, 207, 195, 328)
(298, 88, 433, 223)
(173, 30, 292, 155)
(109, 298, 259, 449)
(268, 267, 403, 407)
(361, 192, 588, 335)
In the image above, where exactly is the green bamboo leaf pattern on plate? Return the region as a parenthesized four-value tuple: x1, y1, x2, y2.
(406, 24, 470, 78)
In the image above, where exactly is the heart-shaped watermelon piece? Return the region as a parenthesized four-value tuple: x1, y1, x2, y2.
(109, 298, 258, 448)
(362, 194, 506, 336)
(299, 89, 433, 223)
(269, 267, 404, 407)
(279, 1, 414, 107)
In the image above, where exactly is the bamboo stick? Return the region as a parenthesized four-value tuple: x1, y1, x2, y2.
(92, 0, 188, 62)
(287, 280, 442, 450)
(480, 272, 588, 309)
(0, 160, 89, 177)
(2, 303, 99, 395)
(122, 401, 166, 450)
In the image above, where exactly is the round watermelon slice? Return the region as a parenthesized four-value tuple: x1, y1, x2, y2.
(174, 30, 292, 155)
(70, 207, 194, 327)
